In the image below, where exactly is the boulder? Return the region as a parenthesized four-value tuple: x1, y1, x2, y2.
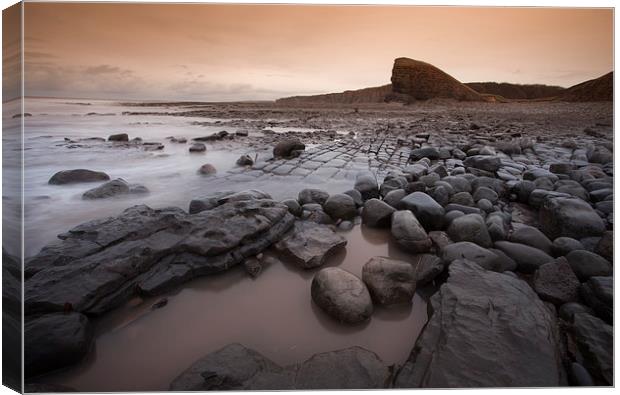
(343, 189, 364, 207)
(170, 344, 389, 391)
(412, 254, 444, 286)
(394, 260, 563, 388)
(273, 139, 305, 158)
(236, 154, 254, 166)
(25, 313, 93, 377)
(485, 212, 510, 241)
(282, 199, 302, 217)
(565, 250, 611, 281)
(410, 147, 440, 161)
(383, 189, 406, 209)
(532, 258, 580, 304)
(311, 267, 373, 324)
(559, 302, 595, 323)
(323, 194, 357, 221)
(189, 143, 207, 153)
(579, 276, 612, 324)
(188, 191, 235, 214)
(509, 224, 553, 255)
(25, 200, 295, 316)
(354, 172, 379, 201)
(82, 178, 129, 199)
(494, 241, 554, 273)
(293, 346, 389, 389)
(595, 231, 613, 261)
(362, 257, 416, 305)
(399, 192, 444, 230)
(391, 211, 432, 253)
(539, 197, 606, 239)
(472, 186, 498, 203)
(361, 199, 396, 228)
(463, 155, 501, 172)
(275, 221, 346, 269)
(439, 242, 503, 272)
(552, 237, 584, 257)
(449, 191, 474, 207)
(48, 169, 110, 185)
(572, 313, 613, 385)
(298, 189, 329, 206)
(108, 133, 128, 142)
(446, 214, 492, 248)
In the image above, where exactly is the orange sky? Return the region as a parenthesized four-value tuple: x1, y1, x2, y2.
(23, 4, 613, 101)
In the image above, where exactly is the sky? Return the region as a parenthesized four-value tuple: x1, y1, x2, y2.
(22, 4, 613, 101)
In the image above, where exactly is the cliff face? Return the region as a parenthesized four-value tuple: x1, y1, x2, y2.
(390, 58, 483, 101)
(275, 84, 391, 105)
(559, 72, 613, 102)
(465, 82, 565, 100)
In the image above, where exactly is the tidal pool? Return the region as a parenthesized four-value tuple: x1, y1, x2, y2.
(38, 224, 429, 392)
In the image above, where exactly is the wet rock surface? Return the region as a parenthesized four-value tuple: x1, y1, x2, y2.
(362, 257, 416, 305)
(311, 267, 373, 324)
(395, 260, 564, 388)
(48, 169, 110, 185)
(170, 343, 389, 390)
(275, 221, 347, 269)
(25, 197, 295, 316)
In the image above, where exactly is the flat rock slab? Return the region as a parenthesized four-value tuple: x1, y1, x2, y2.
(170, 343, 389, 391)
(275, 221, 346, 269)
(395, 259, 563, 388)
(25, 198, 295, 316)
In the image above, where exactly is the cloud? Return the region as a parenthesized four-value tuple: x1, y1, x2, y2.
(84, 64, 133, 76)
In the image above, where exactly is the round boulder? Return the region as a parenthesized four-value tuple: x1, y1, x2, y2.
(311, 267, 373, 324)
(362, 257, 415, 305)
(48, 169, 110, 185)
(323, 194, 357, 221)
(391, 210, 432, 253)
(447, 213, 492, 248)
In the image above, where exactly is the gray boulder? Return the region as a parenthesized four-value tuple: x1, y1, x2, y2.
(383, 189, 406, 209)
(274, 139, 305, 158)
(361, 199, 396, 228)
(275, 221, 346, 269)
(494, 241, 554, 273)
(311, 267, 373, 324)
(509, 224, 553, 255)
(394, 260, 563, 388)
(25, 312, 93, 378)
(447, 214, 492, 248)
(540, 197, 606, 239)
(82, 178, 148, 200)
(400, 192, 445, 230)
(298, 188, 329, 205)
(572, 313, 613, 385)
(189, 143, 207, 153)
(439, 242, 503, 272)
(282, 199, 302, 217)
(354, 172, 379, 201)
(463, 155, 501, 172)
(391, 211, 432, 253)
(48, 169, 110, 185)
(170, 344, 389, 391)
(552, 237, 584, 257)
(362, 257, 416, 305)
(580, 276, 612, 324)
(532, 258, 580, 304)
(323, 194, 357, 221)
(565, 250, 611, 281)
(412, 254, 444, 286)
(108, 133, 129, 142)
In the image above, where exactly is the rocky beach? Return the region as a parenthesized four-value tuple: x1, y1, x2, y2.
(11, 91, 612, 390)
